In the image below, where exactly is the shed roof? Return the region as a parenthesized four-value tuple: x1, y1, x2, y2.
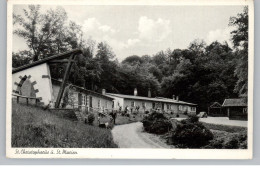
(52, 79, 113, 101)
(222, 98, 247, 107)
(12, 49, 82, 74)
(106, 93, 197, 106)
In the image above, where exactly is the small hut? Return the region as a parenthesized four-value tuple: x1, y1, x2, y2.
(208, 102, 223, 117)
(222, 98, 247, 120)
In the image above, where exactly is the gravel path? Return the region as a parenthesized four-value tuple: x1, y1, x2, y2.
(112, 122, 170, 148)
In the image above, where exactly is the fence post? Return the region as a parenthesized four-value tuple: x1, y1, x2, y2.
(26, 98, 29, 106)
(17, 96, 19, 103)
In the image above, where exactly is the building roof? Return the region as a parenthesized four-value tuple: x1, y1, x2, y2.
(106, 93, 197, 106)
(12, 49, 82, 74)
(210, 102, 222, 108)
(222, 98, 247, 107)
(52, 79, 114, 101)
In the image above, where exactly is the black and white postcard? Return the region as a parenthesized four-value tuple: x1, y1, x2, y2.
(6, 0, 254, 159)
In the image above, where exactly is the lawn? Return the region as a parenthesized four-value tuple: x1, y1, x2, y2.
(201, 122, 247, 133)
(12, 100, 118, 148)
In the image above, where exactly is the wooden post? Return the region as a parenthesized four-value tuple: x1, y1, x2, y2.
(26, 98, 29, 106)
(55, 54, 75, 108)
(17, 96, 19, 103)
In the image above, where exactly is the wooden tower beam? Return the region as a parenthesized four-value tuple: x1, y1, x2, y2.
(55, 53, 75, 108)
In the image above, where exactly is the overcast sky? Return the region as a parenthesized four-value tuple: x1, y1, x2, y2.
(13, 5, 244, 61)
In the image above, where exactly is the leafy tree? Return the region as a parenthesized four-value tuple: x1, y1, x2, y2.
(229, 6, 248, 97)
(13, 5, 43, 61)
(122, 55, 143, 66)
(12, 50, 33, 68)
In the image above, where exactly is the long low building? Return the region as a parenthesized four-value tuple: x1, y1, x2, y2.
(105, 90, 197, 115)
(52, 79, 114, 112)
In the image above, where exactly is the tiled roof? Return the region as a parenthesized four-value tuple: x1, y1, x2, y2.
(12, 49, 82, 73)
(222, 98, 247, 107)
(106, 93, 197, 106)
(52, 79, 113, 101)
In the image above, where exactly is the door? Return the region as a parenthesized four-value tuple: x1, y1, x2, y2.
(78, 93, 82, 111)
(89, 96, 93, 111)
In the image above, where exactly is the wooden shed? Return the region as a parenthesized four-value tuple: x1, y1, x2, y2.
(222, 98, 247, 121)
(208, 102, 223, 117)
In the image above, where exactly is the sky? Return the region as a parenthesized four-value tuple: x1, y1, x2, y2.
(13, 5, 244, 61)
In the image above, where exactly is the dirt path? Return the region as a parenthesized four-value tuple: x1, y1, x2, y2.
(111, 122, 171, 148)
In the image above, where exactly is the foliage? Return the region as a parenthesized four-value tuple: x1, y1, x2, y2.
(229, 6, 248, 97)
(13, 5, 70, 60)
(87, 113, 95, 125)
(61, 85, 76, 108)
(205, 130, 247, 149)
(142, 112, 172, 134)
(12, 51, 33, 68)
(186, 115, 199, 123)
(170, 118, 213, 148)
(201, 122, 247, 133)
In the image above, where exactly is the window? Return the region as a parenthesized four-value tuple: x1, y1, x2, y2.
(131, 101, 135, 107)
(167, 104, 171, 110)
(105, 101, 108, 108)
(98, 99, 101, 108)
(179, 105, 182, 111)
(142, 102, 146, 108)
(191, 107, 196, 111)
(82, 95, 85, 105)
(243, 108, 247, 114)
(89, 96, 92, 108)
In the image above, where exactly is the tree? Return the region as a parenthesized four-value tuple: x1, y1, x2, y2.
(122, 55, 143, 66)
(13, 5, 85, 60)
(12, 50, 33, 68)
(13, 5, 43, 61)
(229, 6, 248, 97)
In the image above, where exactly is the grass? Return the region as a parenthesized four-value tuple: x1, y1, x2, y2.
(12, 100, 118, 148)
(201, 122, 247, 133)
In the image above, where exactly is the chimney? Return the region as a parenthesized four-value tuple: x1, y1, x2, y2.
(173, 95, 175, 100)
(134, 88, 138, 96)
(102, 89, 106, 95)
(176, 96, 179, 101)
(148, 88, 151, 98)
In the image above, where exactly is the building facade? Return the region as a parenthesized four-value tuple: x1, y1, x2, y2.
(52, 79, 114, 112)
(106, 92, 197, 115)
(222, 98, 248, 120)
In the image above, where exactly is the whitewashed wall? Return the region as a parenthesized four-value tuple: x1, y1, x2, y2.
(12, 63, 53, 105)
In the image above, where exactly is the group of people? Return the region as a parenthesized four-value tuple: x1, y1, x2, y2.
(118, 105, 141, 115)
(97, 105, 144, 125)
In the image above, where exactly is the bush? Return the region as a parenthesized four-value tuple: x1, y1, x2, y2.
(186, 114, 199, 123)
(176, 114, 179, 117)
(170, 119, 213, 148)
(142, 111, 172, 134)
(145, 110, 150, 114)
(87, 113, 95, 125)
(205, 131, 247, 149)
